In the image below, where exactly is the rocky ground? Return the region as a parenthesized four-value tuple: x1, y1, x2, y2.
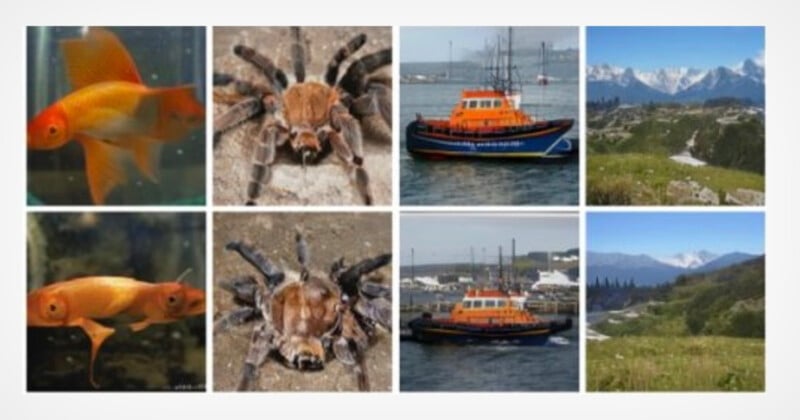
(213, 27, 392, 206)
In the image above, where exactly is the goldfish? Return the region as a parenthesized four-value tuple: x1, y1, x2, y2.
(27, 275, 206, 388)
(27, 27, 205, 204)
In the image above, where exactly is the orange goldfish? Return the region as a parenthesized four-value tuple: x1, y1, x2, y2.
(27, 275, 206, 388)
(27, 27, 205, 204)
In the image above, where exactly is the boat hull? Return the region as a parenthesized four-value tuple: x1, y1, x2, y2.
(405, 315, 573, 346)
(405, 118, 575, 159)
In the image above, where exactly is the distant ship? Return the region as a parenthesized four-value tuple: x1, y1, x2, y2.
(537, 41, 550, 86)
(405, 28, 575, 159)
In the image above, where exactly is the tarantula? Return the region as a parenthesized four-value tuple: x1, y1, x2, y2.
(215, 230, 392, 391)
(213, 27, 392, 205)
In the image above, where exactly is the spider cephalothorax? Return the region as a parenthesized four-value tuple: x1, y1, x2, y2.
(215, 230, 391, 391)
(213, 27, 392, 205)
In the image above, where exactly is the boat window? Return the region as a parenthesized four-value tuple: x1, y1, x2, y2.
(496, 300, 507, 307)
(493, 99, 502, 108)
(463, 301, 472, 308)
(480, 100, 491, 108)
(473, 300, 483, 308)
(485, 300, 496, 308)
(462, 100, 469, 109)
(468, 100, 478, 109)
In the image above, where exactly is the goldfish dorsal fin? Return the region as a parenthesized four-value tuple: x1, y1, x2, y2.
(60, 27, 142, 91)
(176, 268, 193, 284)
(76, 135, 128, 204)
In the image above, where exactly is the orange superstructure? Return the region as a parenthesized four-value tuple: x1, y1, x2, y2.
(447, 288, 538, 325)
(420, 89, 534, 133)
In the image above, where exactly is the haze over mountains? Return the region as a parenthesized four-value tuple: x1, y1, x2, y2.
(588, 250, 759, 286)
(587, 58, 764, 104)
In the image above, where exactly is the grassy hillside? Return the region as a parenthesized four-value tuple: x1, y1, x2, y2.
(587, 105, 764, 174)
(588, 257, 765, 391)
(588, 336, 764, 391)
(587, 153, 764, 205)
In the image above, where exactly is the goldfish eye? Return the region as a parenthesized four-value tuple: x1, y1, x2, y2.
(43, 297, 67, 320)
(165, 293, 184, 312)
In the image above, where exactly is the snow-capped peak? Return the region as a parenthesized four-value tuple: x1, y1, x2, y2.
(634, 67, 706, 94)
(734, 58, 765, 82)
(586, 64, 625, 82)
(657, 251, 719, 269)
(588, 55, 763, 95)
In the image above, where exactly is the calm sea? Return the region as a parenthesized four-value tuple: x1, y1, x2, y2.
(400, 81, 580, 205)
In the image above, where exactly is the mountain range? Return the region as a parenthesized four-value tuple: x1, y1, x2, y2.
(588, 250, 759, 286)
(587, 58, 764, 104)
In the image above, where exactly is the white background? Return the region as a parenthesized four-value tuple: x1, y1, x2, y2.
(1, 0, 796, 418)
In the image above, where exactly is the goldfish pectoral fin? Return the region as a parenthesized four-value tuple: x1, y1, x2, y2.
(60, 27, 142, 90)
(146, 86, 205, 141)
(76, 135, 128, 205)
(117, 138, 161, 183)
(72, 318, 115, 388)
(129, 320, 152, 332)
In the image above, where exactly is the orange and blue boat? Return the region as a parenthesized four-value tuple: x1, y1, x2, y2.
(405, 28, 575, 159)
(405, 288, 572, 345)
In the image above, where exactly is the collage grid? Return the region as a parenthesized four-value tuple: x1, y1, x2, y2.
(22, 24, 766, 395)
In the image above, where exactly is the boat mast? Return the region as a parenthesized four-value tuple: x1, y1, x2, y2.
(470, 246, 475, 282)
(511, 238, 516, 283)
(411, 248, 415, 282)
(495, 35, 501, 90)
(507, 27, 513, 94)
(448, 40, 452, 81)
(498, 246, 503, 280)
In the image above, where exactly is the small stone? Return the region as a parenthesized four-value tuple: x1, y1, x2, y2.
(666, 180, 719, 205)
(725, 189, 765, 206)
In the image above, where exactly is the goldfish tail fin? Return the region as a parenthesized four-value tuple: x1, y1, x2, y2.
(76, 135, 128, 205)
(60, 27, 142, 90)
(144, 85, 205, 141)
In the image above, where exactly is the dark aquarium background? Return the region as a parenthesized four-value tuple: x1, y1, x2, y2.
(27, 212, 206, 391)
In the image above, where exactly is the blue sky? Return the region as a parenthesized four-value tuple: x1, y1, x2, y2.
(587, 212, 764, 257)
(401, 213, 578, 265)
(401, 27, 578, 63)
(587, 26, 764, 71)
